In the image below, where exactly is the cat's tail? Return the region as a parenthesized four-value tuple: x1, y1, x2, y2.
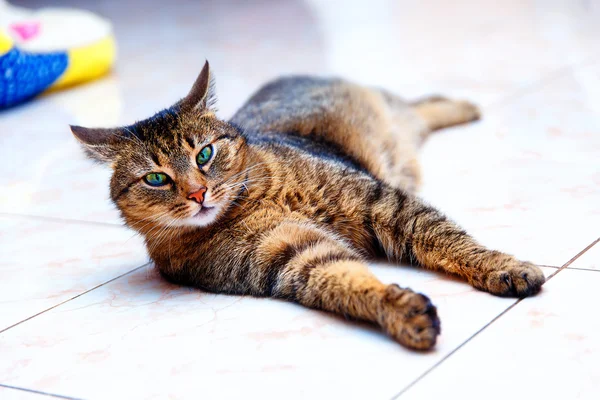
(410, 95, 481, 132)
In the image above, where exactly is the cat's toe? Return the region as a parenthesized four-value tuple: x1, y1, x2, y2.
(378, 284, 441, 350)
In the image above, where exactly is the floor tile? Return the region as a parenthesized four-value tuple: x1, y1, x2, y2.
(419, 60, 600, 267)
(0, 263, 553, 400)
(0, 215, 147, 331)
(399, 267, 600, 400)
(0, 79, 124, 224)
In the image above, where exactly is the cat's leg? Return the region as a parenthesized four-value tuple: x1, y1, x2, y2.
(255, 220, 440, 350)
(410, 96, 481, 131)
(376, 91, 480, 193)
(368, 187, 545, 297)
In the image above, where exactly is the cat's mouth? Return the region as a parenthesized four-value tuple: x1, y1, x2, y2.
(193, 206, 214, 218)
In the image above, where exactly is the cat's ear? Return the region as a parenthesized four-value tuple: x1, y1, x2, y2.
(181, 60, 216, 113)
(70, 125, 125, 164)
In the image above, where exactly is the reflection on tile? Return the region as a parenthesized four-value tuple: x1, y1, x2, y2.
(0, 216, 147, 331)
(0, 263, 553, 400)
(419, 61, 600, 267)
(401, 268, 600, 400)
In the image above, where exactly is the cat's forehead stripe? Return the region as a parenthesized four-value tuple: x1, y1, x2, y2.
(150, 153, 162, 167)
(184, 135, 195, 148)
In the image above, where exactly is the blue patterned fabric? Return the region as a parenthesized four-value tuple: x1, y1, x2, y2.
(0, 47, 68, 108)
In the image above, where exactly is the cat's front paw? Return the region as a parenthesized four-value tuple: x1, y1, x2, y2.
(377, 284, 441, 350)
(476, 253, 545, 298)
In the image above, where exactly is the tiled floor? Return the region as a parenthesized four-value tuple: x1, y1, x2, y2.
(1, 0, 598, 399)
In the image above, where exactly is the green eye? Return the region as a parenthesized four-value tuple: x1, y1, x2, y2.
(196, 144, 213, 166)
(144, 172, 170, 187)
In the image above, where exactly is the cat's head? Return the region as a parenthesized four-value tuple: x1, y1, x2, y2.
(71, 62, 248, 232)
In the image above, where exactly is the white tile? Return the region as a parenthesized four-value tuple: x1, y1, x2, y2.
(400, 268, 600, 400)
(0, 216, 148, 331)
(0, 264, 554, 400)
(0, 81, 123, 224)
(419, 60, 600, 267)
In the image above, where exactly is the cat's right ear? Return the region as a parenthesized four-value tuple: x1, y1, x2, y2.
(70, 125, 124, 164)
(181, 60, 216, 113)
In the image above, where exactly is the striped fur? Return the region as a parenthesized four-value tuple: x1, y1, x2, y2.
(72, 62, 544, 350)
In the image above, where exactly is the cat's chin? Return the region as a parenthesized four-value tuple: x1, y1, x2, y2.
(175, 205, 222, 228)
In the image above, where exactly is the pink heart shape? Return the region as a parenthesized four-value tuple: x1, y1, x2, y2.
(9, 21, 41, 41)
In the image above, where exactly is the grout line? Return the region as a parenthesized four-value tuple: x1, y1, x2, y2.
(510, 264, 600, 273)
(0, 263, 150, 335)
(545, 237, 599, 280)
(392, 237, 600, 399)
(538, 264, 598, 272)
(0, 384, 84, 400)
(391, 298, 520, 399)
(391, 55, 600, 398)
(553, 266, 600, 272)
(0, 212, 124, 228)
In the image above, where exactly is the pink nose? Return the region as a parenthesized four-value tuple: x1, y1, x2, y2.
(187, 187, 207, 204)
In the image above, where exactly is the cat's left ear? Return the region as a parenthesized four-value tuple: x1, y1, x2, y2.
(70, 125, 126, 164)
(181, 60, 216, 113)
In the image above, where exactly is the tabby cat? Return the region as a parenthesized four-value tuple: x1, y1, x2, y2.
(71, 62, 545, 350)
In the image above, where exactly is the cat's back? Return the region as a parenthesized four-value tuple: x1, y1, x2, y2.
(229, 75, 345, 132)
(229, 76, 375, 172)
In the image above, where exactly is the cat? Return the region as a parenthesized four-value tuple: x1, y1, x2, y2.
(71, 61, 545, 350)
